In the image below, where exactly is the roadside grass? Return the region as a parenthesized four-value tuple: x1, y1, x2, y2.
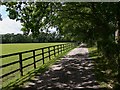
(1, 43, 66, 88)
(2, 45, 75, 90)
(88, 46, 98, 59)
(88, 46, 116, 89)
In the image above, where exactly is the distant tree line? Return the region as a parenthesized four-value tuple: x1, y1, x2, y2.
(1, 32, 72, 43)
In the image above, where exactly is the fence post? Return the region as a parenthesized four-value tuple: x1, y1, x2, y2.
(48, 47, 51, 60)
(61, 45, 62, 53)
(68, 44, 70, 50)
(71, 43, 73, 48)
(54, 46, 56, 56)
(58, 45, 59, 54)
(65, 44, 67, 51)
(71, 43, 72, 48)
(63, 44, 65, 51)
(42, 48, 44, 64)
(19, 53, 23, 76)
(61, 45, 62, 52)
(64, 44, 66, 51)
(70, 43, 71, 49)
(33, 50, 36, 69)
(61, 44, 63, 52)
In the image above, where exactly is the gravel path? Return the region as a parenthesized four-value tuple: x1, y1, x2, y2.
(20, 44, 105, 90)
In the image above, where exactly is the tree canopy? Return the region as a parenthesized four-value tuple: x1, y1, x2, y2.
(3, 2, 119, 42)
(2, 2, 120, 88)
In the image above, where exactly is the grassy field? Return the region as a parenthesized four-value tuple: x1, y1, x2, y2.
(0, 43, 67, 88)
(1, 43, 65, 64)
(1, 43, 65, 55)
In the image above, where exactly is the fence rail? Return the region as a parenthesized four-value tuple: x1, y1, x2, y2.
(0, 43, 75, 80)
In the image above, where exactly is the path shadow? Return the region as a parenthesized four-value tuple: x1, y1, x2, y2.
(13, 47, 110, 90)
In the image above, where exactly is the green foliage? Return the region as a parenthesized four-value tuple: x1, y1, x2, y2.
(3, 2, 61, 36)
(88, 47, 118, 89)
(3, 2, 120, 86)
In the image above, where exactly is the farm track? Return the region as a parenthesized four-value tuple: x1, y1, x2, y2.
(18, 44, 109, 90)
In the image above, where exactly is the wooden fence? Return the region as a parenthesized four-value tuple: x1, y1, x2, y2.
(0, 43, 75, 80)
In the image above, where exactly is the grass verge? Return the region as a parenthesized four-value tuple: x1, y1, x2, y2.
(88, 46, 115, 89)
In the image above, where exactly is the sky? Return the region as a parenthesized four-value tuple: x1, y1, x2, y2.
(0, 5, 56, 34)
(0, 5, 23, 34)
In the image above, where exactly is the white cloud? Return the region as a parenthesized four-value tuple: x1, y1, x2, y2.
(0, 17, 56, 34)
(0, 5, 23, 34)
(0, 5, 56, 34)
(49, 27, 56, 32)
(0, 17, 23, 34)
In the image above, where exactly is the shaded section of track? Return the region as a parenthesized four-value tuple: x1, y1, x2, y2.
(17, 44, 109, 90)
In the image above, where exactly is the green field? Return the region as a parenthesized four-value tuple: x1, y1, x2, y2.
(0, 43, 67, 88)
(1, 43, 65, 55)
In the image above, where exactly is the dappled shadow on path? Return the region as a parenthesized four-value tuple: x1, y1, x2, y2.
(15, 47, 110, 90)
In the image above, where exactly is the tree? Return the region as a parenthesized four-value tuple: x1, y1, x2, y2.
(3, 2, 120, 88)
(3, 2, 61, 36)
